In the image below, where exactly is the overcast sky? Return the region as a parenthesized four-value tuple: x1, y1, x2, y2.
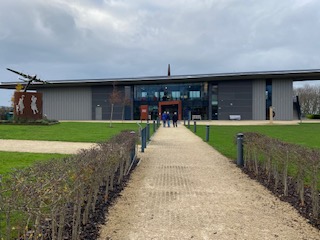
(1, 0, 320, 106)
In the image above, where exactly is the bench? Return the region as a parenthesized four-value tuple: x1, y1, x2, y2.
(192, 115, 202, 120)
(229, 115, 241, 120)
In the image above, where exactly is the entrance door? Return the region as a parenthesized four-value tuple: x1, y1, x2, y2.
(159, 100, 182, 120)
(95, 106, 102, 120)
(212, 106, 218, 120)
(162, 105, 178, 115)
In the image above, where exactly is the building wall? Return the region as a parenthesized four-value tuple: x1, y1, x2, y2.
(272, 79, 293, 120)
(40, 87, 92, 120)
(218, 80, 252, 120)
(92, 86, 126, 120)
(252, 79, 266, 120)
(37, 79, 293, 121)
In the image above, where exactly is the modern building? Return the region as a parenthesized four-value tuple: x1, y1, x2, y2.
(1, 69, 320, 121)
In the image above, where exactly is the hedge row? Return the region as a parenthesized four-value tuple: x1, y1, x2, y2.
(243, 132, 320, 222)
(0, 131, 137, 240)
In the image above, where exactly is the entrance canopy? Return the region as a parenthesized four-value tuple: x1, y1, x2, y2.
(159, 100, 182, 120)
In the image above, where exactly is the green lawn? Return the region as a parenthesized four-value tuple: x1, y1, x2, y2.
(191, 123, 320, 159)
(0, 151, 69, 175)
(0, 122, 146, 142)
(0, 121, 156, 238)
(0, 122, 156, 175)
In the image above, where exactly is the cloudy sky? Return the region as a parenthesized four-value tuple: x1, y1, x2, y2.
(1, 0, 320, 106)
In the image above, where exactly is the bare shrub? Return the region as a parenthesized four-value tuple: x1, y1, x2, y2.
(0, 131, 137, 239)
(243, 132, 320, 222)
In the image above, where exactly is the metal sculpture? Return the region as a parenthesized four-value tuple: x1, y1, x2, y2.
(6, 68, 48, 92)
(7, 68, 47, 120)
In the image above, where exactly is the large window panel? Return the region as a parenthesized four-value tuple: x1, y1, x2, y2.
(189, 91, 200, 99)
(172, 91, 181, 100)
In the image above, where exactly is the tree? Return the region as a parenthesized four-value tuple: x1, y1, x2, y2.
(11, 83, 24, 107)
(294, 84, 320, 115)
(109, 82, 122, 127)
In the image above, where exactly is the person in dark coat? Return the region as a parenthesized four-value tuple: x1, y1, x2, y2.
(166, 111, 171, 127)
(161, 111, 167, 127)
(172, 112, 178, 127)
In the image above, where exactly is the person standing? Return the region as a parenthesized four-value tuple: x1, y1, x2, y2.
(172, 112, 178, 127)
(166, 111, 171, 127)
(161, 111, 167, 127)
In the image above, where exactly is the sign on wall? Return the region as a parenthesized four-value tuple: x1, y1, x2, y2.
(14, 92, 43, 120)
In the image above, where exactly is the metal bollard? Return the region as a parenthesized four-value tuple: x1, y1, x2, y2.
(143, 127, 147, 149)
(153, 120, 156, 132)
(141, 128, 145, 152)
(193, 121, 197, 133)
(157, 117, 160, 128)
(205, 125, 210, 142)
(237, 133, 244, 167)
(188, 119, 190, 129)
(147, 123, 150, 141)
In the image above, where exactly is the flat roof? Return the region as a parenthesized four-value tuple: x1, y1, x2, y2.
(1, 69, 320, 90)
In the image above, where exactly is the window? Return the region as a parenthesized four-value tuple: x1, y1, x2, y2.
(211, 85, 218, 106)
(141, 91, 147, 100)
(189, 91, 200, 99)
(153, 92, 159, 100)
(124, 86, 131, 99)
(172, 91, 180, 99)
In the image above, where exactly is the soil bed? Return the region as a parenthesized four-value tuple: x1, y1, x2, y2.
(242, 166, 320, 230)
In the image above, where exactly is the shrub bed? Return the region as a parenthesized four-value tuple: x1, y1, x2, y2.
(306, 114, 320, 119)
(0, 131, 138, 239)
(243, 132, 320, 229)
(0, 118, 59, 125)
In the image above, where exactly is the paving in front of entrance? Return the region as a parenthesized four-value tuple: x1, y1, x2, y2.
(98, 124, 319, 240)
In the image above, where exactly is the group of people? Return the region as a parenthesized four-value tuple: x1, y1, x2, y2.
(161, 111, 178, 127)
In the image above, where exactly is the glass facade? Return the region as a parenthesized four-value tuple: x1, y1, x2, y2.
(133, 82, 209, 120)
(266, 79, 272, 119)
(211, 84, 218, 120)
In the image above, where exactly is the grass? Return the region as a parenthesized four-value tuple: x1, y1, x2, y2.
(0, 151, 69, 238)
(191, 123, 320, 160)
(0, 122, 146, 142)
(0, 151, 69, 175)
(0, 121, 156, 175)
(0, 121, 156, 238)
(192, 123, 320, 189)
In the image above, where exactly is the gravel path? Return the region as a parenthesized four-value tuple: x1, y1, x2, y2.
(0, 139, 95, 154)
(98, 125, 320, 240)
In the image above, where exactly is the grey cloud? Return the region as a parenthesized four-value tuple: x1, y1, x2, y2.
(1, 0, 320, 106)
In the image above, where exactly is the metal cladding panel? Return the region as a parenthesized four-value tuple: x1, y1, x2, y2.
(39, 87, 92, 120)
(218, 80, 252, 120)
(252, 79, 266, 120)
(272, 79, 293, 120)
(92, 86, 125, 120)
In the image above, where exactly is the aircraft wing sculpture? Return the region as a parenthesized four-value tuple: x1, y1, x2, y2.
(7, 68, 48, 92)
